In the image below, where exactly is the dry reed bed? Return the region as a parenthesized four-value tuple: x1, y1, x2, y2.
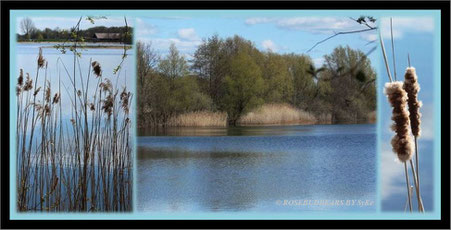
(16, 48, 133, 212)
(237, 103, 317, 126)
(167, 111, 227, 127)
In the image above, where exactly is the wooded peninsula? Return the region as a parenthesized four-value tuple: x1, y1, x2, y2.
(137, 35, 376, 127)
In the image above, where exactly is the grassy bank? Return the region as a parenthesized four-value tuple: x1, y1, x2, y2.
(164, 104, 319, 127)
(167, 111, 228, 127)
(237, 104, 317, 126)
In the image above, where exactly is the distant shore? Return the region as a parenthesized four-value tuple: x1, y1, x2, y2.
(18, 41, 132, 49)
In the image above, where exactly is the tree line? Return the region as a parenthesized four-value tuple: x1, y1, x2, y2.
(17, 17, 133, 44)
(137, 35, 376, 127)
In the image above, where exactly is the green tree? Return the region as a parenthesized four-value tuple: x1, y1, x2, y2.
(136, 41, 159, 126)
(261, 52, 293, 103)
(158, 43, 189, 80)
(320, 46, 376, 123)
(284, 54, 316, 110)
(223, 52, 264, 125)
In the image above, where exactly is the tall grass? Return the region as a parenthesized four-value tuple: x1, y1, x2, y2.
(167, 111, 227, 127)
(237, 103, 317, 126)
(16, 47, 133, 211)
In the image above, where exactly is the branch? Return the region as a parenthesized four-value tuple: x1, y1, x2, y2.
(307, 27, 376, 53)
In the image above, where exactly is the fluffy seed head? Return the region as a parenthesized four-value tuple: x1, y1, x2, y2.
(23, 74, 33, 91)
(37, 48, 45, 68)
(18, 69, 24, 87)
(403, 67, 422, 137)
(45, 87, 51, 103)
(384, 81, 413, 162)
(52, 93, 60, 104)
(92, 61, 102, 77)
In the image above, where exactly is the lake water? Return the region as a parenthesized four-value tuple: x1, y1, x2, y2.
(15, 43, 134, 118)
(137, 124, 377, 213)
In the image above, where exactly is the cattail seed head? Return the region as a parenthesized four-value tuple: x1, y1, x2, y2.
(384, 81, 413, 162)
(92, 61, 102, 77)
(403, 67, 422, 137)
(37, 48, 45, 68)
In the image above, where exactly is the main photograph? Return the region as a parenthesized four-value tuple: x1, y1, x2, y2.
(136, 11, 378, 213)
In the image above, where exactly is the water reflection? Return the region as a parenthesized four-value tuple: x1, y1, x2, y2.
(138, 124, 376, 212)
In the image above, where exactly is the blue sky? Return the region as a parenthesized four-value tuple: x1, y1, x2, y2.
(135, 12, 380, 67)
(16, 16, 131, 32)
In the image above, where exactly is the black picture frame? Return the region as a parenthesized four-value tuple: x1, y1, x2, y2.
(1, 1, 449, 229)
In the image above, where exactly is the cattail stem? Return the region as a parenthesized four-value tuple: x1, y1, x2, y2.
(379, 31, 393, 82)
(409, 159, 424, 212)
(390, 18, 397, 81)
(414, 136, 421, 204)
(404, 162, 412, 212)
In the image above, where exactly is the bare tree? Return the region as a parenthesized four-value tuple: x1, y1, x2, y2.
(20, 17, 35, 40)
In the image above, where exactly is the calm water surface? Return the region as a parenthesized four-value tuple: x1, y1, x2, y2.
(138, 124, 376, 212)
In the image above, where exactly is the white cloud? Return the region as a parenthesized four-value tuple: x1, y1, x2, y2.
(419, 103, 434, 140)
(380, 17, 434, 40)
(261, 39, 278, 52)
(177, 28, 199, 41)
(360, 33, 378, 42)
(144, 37, 202, 54)
(313, 57, 325, 67)
(381, 144, 406, 200)
(245, 17, 369, 34)
(136, 18, 157, 37)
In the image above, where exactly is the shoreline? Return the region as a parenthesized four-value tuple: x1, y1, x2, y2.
(138, 121, 375, 129)
(18, 41, 132, 49)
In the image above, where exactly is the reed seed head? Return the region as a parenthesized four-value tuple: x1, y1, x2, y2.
(403, 67, 422, 137)
(52, 93, 60, 104)
(23, 74, 33, 91)
(99, 78, 112, 92)
(384, 81, 413, 162)
(16, 86, 21, 96)
(34, 87, 41, 96)
(45, 87, 51, 103)
(120, 88, 130, 114)
(38, 48, 45, 68)
(89, 103, 95, 111)
(18, 69, 24, 87)
(92, 61, 102, 77)
(102, 93, 114, 118)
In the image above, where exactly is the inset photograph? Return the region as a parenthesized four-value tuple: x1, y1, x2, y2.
(379, 17, 435, 212)
(15, 15, 134, 212)
(135, 12, 378, 213)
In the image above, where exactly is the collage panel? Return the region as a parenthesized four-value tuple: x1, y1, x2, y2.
(14, 15, 134, 212)
(135, 12, 378, 213)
